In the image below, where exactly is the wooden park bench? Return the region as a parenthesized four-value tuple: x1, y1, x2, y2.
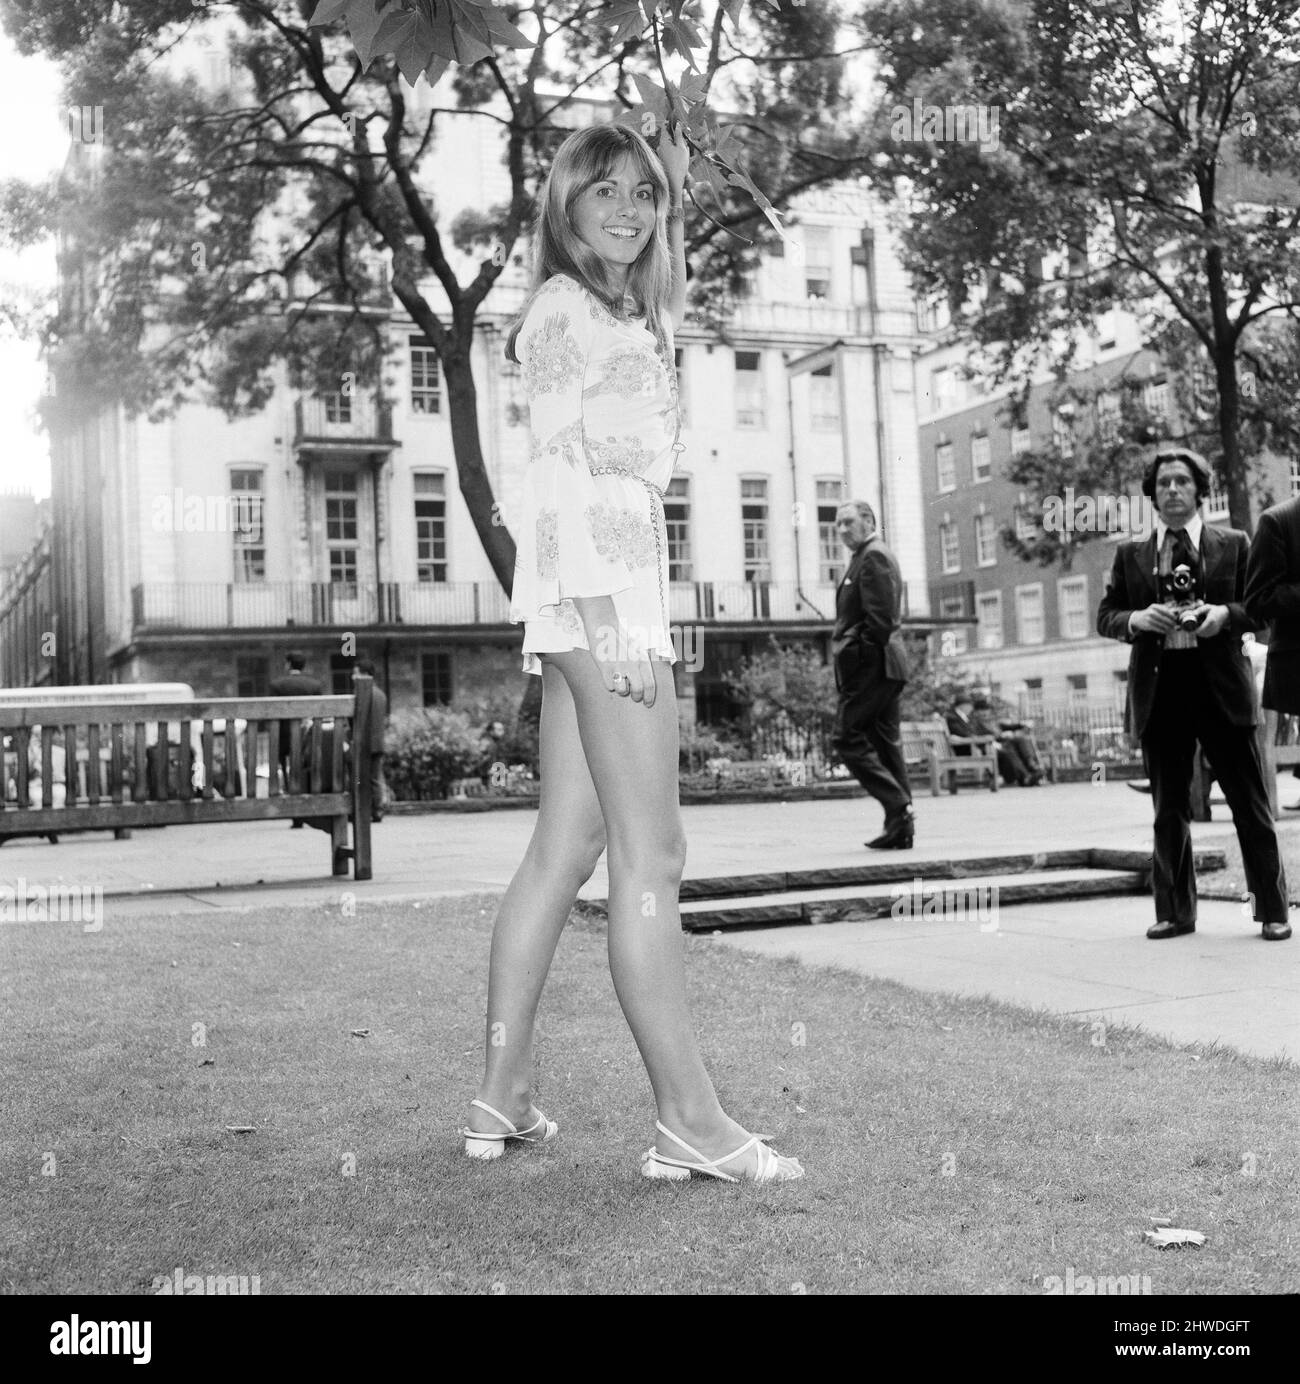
(0, 680, 374, 878)
(901, 717, 998, 796)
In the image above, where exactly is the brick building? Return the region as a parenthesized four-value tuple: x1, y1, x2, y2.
(916, 327, 1298, 722)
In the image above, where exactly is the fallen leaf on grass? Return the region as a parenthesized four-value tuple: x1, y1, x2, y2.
(350, 1028, 371, 1038)
(225, 1125, 255, 1134)
(199, 1058, 214, 1067)
(1144, 1228, 1207, 1249)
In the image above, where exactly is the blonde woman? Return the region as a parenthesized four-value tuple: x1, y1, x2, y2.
(461, 122, 803, 1184)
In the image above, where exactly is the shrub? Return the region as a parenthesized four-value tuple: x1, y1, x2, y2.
(678, 720, 744, 774)
(385, 707, 489, 801)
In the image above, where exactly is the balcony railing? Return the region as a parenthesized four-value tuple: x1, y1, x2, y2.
(130, 580, 925, 631)
(293, 396, 395, 447)
(729, 301, 875, 337)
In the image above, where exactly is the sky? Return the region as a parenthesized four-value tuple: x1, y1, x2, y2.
(0, 31, 64, 502)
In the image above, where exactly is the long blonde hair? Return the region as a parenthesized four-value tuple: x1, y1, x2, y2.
(506, 122, 673, 363)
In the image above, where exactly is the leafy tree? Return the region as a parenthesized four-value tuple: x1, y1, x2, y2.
(995, 367, 1165, 568)
(897, 635, 975, 719)
(861, 0, 1300, 533)
(0, 0, 875, 593)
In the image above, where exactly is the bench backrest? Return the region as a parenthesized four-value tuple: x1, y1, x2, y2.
(1, 690, 369, 811)
(901, 717, 951, 762)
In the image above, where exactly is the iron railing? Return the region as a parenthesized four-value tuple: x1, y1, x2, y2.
(131, 580, 924, 631)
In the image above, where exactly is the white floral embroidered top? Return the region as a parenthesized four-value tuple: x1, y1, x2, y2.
(510, 273, 683, 676)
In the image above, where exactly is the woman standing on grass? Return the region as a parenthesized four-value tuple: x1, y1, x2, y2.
(460, 121, 803, 1184)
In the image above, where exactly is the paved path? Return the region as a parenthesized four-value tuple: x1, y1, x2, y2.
(2, 778, 1296, 1061)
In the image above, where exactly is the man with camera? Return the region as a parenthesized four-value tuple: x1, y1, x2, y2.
(1098, 447, 1291, 940)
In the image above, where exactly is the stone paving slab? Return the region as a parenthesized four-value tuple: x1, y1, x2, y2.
(706, 895, 1300, 1063)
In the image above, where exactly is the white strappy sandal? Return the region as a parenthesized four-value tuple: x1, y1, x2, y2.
(640, 1120, 804, 1183)
(461, 1098, 558, 1160)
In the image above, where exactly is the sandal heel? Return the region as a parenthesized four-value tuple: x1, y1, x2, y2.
(464, 1134, 505, 1160)
(641, 1151, 691, 1181)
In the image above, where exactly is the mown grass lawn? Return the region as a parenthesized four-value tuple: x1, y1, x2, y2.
(1, 893, 1295, 1295)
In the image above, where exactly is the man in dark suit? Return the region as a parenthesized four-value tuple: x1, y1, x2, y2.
(831, 500, 913, 849)
(1098, 448, 1290, 940)
(954, 695, 1040, 786)
(1245, 494, 1300, 809)
(270, 650, 323, 822)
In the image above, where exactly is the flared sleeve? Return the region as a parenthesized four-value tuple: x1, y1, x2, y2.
(513, 276, 637, 617)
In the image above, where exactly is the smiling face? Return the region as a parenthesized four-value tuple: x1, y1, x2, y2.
(1152, 458, 1199, 529)
(570, 153, 657, 287)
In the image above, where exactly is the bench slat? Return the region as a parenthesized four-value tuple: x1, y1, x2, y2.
(87, 724, 101, 806)
(178, 720, 192, 801)
(13, 726, 30, 808)
(330, 718, 343, 794)
(0, 696, 356, 728)
(1, 796, 350, 832)
(110, 724, 124, 804)
(288, 720, 303, 794)
(133, 724, 147, 803)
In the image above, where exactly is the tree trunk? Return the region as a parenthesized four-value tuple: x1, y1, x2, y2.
(441, 348, 517, 594)
(1215, 344, 1252, 533)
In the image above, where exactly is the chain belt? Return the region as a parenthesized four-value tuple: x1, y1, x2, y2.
(587, 466, 669, 642)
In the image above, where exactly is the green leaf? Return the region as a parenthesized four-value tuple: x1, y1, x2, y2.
(346, 1, 387, 68)
(631, 72, 669, 120)
(604, 0, 647, 46)
(423, 54, 452, 87)
(446, 1, 495, 64)
(397, 18, 436, 85)
(307, 0, 350, 27)
(475, 3, 534, 50)
(361, 8, 419, 68)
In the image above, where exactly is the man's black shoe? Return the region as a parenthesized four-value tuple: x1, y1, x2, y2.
(866, 829, 914, 849)
(1146, 919, 1195, 939)
(866, 813, 914, 850)
(1128, 780, 1152, 794)
(1262, 920, 1292, 941)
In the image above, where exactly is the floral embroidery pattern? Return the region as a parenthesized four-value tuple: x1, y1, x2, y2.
(532, 417, 585, 469)
(523, 312, 584, 395)
(585, 432, 655, 474)
(555, 600, 584, 639)
(536, 508, 559, 579)
(585, 501, 658, 568)
(591, 345, 658, 398)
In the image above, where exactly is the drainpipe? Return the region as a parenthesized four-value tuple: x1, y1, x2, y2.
(784, 340, 846, 623)
(784, 369, 821, 620)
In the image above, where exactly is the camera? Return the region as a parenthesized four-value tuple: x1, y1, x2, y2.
(1161, 562, 1206, 632)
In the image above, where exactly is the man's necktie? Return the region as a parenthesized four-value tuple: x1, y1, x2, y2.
(1171, 528, 1196, 574)
(1164, 527, 1200, 649)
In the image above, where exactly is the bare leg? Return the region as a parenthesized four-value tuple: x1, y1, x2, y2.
(545, 649, 795, 1172)
(469, 658, 607, 1134)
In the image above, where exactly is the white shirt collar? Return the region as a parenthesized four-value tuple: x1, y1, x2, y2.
(1155, 512, 1203, 552)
